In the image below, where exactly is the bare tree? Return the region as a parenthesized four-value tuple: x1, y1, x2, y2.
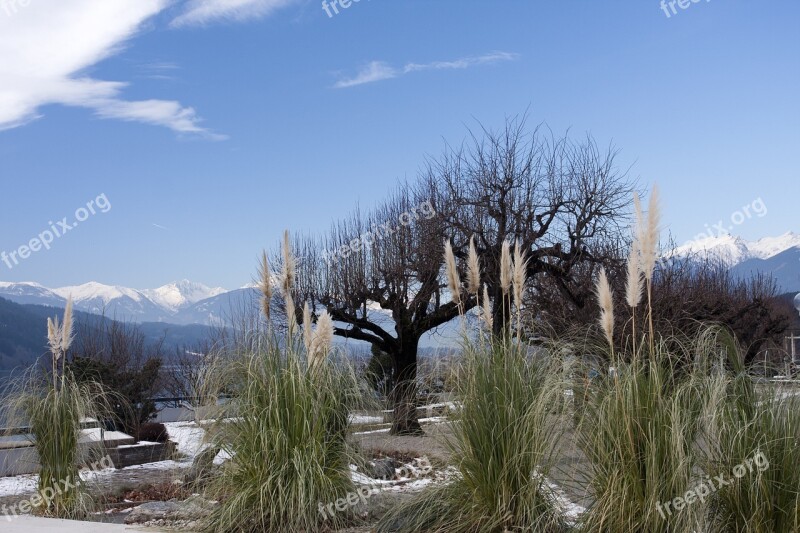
(296, 184, 470, 434)
(294, 117, 635, 435)
(426, 116, 634, 335)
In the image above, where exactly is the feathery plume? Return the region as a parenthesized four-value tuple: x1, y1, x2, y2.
(281, 230, 296, 293)
(302, 301, 313, 354)
(512, 241, 528, 308)
(47, 317, 61, 359)
(596, 268, 615, 351)
(61, 296, 74, 353)
(444, 239, 461, 305)
(641, 185, 661, 282)
(281, 230, 298, 332)
(309, 311, 334, 370)
(258, 250, 272, 320)
(466, 235, 481, 295)
(285, 293, 296, 334)
(625, 237, 643, 309)
(482, 284, 494, 330)
(500, 240, 512, 294)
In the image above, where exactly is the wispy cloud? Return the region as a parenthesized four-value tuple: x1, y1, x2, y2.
(171, 0, 299, 27)
(333, 51, 519, 89)
(0, 0, 223, 139)
(333, 61, 398, 89)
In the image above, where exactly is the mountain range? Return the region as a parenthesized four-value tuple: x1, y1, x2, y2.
(672, 232, 800, 293)
(1, 231, 798, 329)
(0, 296, 215, 378)
(0, 279, 256, 326)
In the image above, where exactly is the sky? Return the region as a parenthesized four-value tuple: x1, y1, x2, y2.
(0, 0, 798, 290)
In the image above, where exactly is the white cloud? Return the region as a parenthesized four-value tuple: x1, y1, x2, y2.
(334, 52, 519, 89)
(333, 61, 398, 89)
(171, 0, 298, 27)
(0, 0, 223, 138)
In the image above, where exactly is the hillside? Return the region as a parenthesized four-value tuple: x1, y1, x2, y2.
(0, 297, 215, 378)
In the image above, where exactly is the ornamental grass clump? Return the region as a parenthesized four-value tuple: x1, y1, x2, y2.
(376, 238, 570, 533)
(701, 337, 800, 532)
(575, 343, 710, 533)
(201, 234, 364, 532)
(377, 338, 571, 533)
(3, 298, 111, 518)
(574, 186, 717, 532)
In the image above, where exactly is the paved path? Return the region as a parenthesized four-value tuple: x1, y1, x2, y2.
(0, 515, 163, 532)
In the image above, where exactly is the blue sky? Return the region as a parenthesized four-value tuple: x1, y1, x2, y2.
(0, 0, 797, 289)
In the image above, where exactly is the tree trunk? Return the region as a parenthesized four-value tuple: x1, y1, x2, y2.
(390, 336, 423, 435)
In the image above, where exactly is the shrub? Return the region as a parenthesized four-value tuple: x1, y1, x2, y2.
(137, 422, 169, 443)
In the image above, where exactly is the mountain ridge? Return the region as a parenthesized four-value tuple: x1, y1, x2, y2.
(2, 231, 798, 324)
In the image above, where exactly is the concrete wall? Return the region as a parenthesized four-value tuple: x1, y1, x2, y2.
(0, 444, 38, 477)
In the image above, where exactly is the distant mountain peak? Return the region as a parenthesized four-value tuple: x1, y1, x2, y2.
(143, 280, 227, 312)
(673, 232, 800, 266)
(0, 279, 236, 325)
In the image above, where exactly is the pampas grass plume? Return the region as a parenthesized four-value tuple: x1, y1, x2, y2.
(281, 230, 296, 293)
(444, 239, 461, 305)
(500, 240, 512, 294)
(258, 250, 272, 320)
(467, 236, 481, 295)
(596, 268, 615, 350)
(309, 310, 334, 370)
(47, 317, 61, 359)
(513, 241, 527, 308)
(625, 238, 643, 309)
(60, 296, 74, 353)
(482, 284, 494, 330)
(281, 230, 297, 331)
(641, 185, 661, 282)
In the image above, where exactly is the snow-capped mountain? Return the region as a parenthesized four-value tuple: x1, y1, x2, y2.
(673, 232, 800, 266)
(0, 281, 65, 307)
(673, 232, 800, 292)
(0, 280, 231, 325)
(142, 279, 227, 313)
(51, 281, 171, 322)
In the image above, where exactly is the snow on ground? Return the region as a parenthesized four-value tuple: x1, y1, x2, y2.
(0, 421, 207, 498)
(165, 421, 207, 458)
(0, 473, 37, 497)
(0, 466, 120, 498)
(349, 415, 385, 425)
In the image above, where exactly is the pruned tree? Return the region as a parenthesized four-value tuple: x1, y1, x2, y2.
(425, 115, 634, 336)
(295, 185, 474, 435)
(293, 116, 635, 435)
